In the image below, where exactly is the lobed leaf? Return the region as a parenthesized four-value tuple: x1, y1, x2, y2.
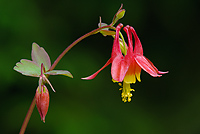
(98, 22, 115, 36)
(45, 70, 73, 78)
(14, 59, 41, 77)
(98, 22, 109, 30)
(31, 43, 51, 71)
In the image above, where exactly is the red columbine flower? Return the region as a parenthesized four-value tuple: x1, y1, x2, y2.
(118, 25, 168, 102)
(82, 23, 168, 102)
(123, 25, 169, 81)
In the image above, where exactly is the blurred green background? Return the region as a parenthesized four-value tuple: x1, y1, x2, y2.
(1, 0, 200, 133)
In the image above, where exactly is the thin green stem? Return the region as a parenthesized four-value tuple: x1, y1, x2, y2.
(119, 31, 127, 55)
(109, 26, 127, 55)
(49, 25, 113, 71)
(19, 95, 36, 134)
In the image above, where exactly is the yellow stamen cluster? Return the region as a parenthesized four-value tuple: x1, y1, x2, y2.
(119, 81, 135, 102)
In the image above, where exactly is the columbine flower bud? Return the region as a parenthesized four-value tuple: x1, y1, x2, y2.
(115, 9, 125, 20)
(111, 4, 126, 26)
(35, 85, 49, 123)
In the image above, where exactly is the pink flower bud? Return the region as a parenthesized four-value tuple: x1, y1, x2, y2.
(35, 85, 49, 123)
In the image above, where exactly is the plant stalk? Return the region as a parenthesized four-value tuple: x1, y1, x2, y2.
(19, 25, 113, 134)
(49, 25, 113, 71)
(19, 95, 36, 134)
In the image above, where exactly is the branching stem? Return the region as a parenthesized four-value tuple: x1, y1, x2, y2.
(49, 25, 113, 71)
(19, 24, 114, 134)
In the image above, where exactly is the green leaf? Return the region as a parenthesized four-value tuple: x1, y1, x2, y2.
(98, 22, 109, 30)
(45, 70, 73, 78)
(98, 22, 115, 36)
(14, 59, 41, 77)
(100, 30, 116, 36)
(31, 43, 51, 71)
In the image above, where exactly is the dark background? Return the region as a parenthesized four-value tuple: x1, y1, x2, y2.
(1, 0, 200, 133)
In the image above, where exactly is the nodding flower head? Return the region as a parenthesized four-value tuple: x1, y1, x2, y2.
(35, 85, 49, 123)
(82, 23, 168, 102)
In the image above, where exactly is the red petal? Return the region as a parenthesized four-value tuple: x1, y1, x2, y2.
(111, 23, 123, 59)
(145, 57, 168, 75)
(158, 71, 169, 74)
(123, 25, 133, 52)
(82, 58, 112, 80)
(111, 55, 130, 82)
(134, 55, 164, 77)
(130, 27, 143, 55)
